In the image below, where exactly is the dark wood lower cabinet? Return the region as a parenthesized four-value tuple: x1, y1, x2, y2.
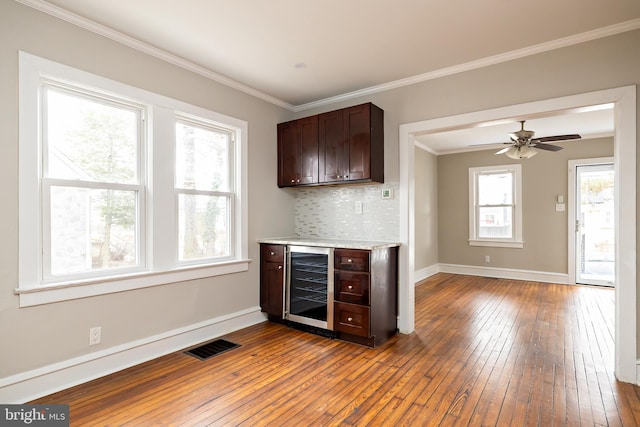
(334, 246, 398, 347)
(259, 243, 398, 347)
(259, 244, 285, 319)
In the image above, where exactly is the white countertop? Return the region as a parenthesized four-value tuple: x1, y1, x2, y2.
(257, 237, 400, 250)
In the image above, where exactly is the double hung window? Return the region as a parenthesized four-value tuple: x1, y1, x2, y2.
(43, 82, 144, 280)
(468, 164, 523, 248)
(18, 52, 248, 306)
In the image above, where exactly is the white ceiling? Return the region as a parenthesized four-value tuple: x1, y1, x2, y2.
(21, 0, 640, 151)
(414, 105, 615, 155)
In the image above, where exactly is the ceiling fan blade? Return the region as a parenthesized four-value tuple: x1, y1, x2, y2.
(468, 141, 513, 147)
(531, 134, 581, 143)
(533, 142, 563, 152)
(495, 146, 511, 154)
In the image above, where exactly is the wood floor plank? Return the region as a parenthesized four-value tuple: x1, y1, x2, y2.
(31, 273, 640, 426)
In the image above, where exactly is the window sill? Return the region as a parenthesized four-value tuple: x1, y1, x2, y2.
(15, 259, 251, 307)
(469, 240, 524, 249)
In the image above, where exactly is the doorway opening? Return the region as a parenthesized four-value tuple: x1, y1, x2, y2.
(399, 86, 636, 383)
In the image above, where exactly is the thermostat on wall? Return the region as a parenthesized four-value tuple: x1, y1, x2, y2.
(381, 188, 393, 199)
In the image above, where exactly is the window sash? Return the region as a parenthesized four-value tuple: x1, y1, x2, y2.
(41, 178, 145, 283)
(175, 116, 235, 193)
(175, 189, 235, 264)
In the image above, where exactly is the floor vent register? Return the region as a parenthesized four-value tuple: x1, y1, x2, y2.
(184, 339, 240, 360)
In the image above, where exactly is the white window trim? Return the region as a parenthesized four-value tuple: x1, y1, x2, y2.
(468, 164, 524, 248)
(17, 51, 249, 307)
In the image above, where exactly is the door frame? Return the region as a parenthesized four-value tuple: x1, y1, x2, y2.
(398, 86, 637, 384)
(567, 157, 615, 286)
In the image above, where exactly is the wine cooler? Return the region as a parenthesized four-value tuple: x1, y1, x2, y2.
(285, 245, 334, 330)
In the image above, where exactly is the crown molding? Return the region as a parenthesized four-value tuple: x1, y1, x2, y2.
(293, 18, 640, 112)
(15, 0, 295, 111)
(16, 1, 640, 113)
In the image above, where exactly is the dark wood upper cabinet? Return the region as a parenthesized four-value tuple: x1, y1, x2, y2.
(277, 102, 383, 187)
(277, 116, 319, 187)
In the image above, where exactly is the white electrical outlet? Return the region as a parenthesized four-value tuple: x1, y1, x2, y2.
(89, 326, 101, 345)
(485, 255, 490, 263)
(355, 201, 363, 215)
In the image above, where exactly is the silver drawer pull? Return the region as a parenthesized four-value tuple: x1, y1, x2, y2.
(347, 317, 353, 322)
(348, 285, 353, 290)
(270, 251, 275, 256)
(278, 265, 283, 270)
(347, 259, 353, 263)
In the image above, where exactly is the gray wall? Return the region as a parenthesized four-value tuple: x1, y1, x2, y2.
(414, 148, 438, 271)
(0, 1, 294, 378)
(437, 138, 613, 272)
(4, 0, 640, 391)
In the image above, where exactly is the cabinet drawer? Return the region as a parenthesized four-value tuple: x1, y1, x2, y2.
(261, 244, 285, 262)
(335, 271, 370, 304)
(334, 302, 370, 338)
(334, 249, 369, 272)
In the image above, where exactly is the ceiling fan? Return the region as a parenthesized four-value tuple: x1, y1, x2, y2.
(495, 120, 582, 159)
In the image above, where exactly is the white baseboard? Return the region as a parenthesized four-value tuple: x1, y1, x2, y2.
(414, 263, 569, 285)
(414, 265, 439, 284)
(437, 263, 569, 284)
(0, 307, 267, 404)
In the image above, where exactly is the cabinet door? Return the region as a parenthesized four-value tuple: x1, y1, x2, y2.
(260, 244, 285, 317)
(318, 110, 348, 182)
(260, 261, 285, 317)
(343, 103, 371, 181)
(277, 120, 299, 187)
(277, 118, 318, 187)
(297, 116, 319, 185)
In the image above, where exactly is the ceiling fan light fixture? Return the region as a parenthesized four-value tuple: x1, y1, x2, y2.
(503, 145, 537, 159)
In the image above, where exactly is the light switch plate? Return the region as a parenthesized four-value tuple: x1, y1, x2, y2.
(555, 203, 566, 212)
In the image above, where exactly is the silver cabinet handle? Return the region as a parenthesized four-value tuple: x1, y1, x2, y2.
(348, 285, 353, 290)
(347, 317, 353, 322)
(270, 251, 275, 256)
(278, 265, 283, 270)
(347, 259, 353, 263)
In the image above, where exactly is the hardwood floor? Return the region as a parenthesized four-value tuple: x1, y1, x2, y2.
(33, 274, 640, 426)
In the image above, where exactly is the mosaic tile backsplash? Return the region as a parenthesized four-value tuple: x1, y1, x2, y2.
(293, 182, 400, 242)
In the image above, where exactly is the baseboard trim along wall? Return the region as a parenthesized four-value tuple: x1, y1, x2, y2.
(415, 263, 569, 285)
(414, 265, 439, 284)
(0, 307, 267, 404)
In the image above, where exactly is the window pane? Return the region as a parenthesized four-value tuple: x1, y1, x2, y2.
(478, 206, 513, 238)
(176, 121, 230, 191)
(45, 88, 138, 183)
(178, 194, 229, 260)
(50, 186, 138, 276)
(478, 172, 512, 205)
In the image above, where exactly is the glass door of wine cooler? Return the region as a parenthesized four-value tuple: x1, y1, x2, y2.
(286, 246, 333, 330)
